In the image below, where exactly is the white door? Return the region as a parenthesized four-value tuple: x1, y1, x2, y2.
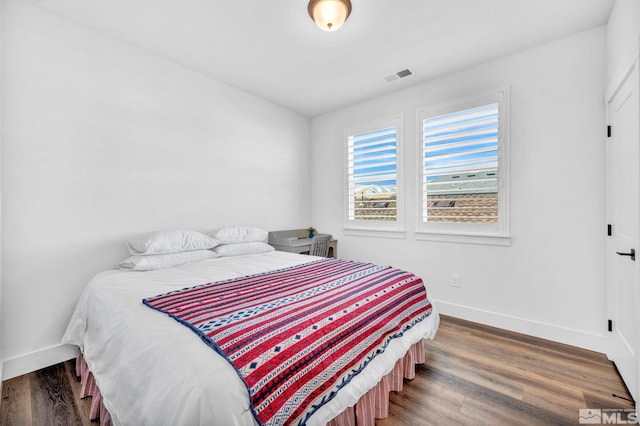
(606, 57, 640, 403)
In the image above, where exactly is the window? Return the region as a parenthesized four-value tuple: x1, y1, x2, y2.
(345, 114, 404, 235)
(417, 88, 510, 245)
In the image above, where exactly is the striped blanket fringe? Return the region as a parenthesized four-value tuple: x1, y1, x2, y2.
(74, 341, 423, 426)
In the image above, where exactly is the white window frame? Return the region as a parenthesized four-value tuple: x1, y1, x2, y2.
(416, 87, 511, 246)
(344, 114, 404, 238)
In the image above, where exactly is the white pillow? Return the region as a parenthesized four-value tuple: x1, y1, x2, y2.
(213, 226, 268, 244)
(118, 250, 219, 271)
(127, 230, 220, 255)
(213, 242, 274, 257)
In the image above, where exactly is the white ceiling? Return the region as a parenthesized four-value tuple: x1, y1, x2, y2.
(35, 0, 614, 117)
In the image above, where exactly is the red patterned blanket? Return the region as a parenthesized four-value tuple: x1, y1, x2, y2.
(143, 258, 432, 426)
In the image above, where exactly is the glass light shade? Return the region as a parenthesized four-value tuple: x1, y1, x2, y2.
(308, 0, 352, 32)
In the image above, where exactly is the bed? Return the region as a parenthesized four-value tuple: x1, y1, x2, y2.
(63, 233, 439, 426)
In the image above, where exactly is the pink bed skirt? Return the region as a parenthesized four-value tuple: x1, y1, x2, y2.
(327, 341, 425, 426)
(75, 341, 424, 426)
(75, 349, 112, 426)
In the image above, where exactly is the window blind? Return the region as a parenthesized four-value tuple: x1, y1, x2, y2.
(422, 103, 499, 223)
(347, 126, 397, 221)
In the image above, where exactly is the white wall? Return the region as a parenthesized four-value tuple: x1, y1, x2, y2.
(0, 0, 4, 383)
(607, 0, 640, 85)
(310, 27, 608, 352)
(0, 0, 310, 379)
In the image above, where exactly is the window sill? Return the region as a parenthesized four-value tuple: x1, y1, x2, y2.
(415, 231, 511, 246)
(343, 228, 406, 239)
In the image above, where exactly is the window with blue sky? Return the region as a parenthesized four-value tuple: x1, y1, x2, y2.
(345, 114, 404, 233)
(422, 103, 499, 223)
(417, 88, 510, 244)
(348, 126, 397, 221)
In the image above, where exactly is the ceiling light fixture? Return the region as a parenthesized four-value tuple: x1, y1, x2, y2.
(308, 0, 352, 32)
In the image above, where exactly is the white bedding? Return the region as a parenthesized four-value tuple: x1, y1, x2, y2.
(63, 251, 439, 426)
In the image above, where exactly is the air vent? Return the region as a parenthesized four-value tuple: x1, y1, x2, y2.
(384, 68, 413, 83)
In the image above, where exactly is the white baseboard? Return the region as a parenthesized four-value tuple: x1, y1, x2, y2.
(1, 344, 77, 381)
(435, 299, 609, 355)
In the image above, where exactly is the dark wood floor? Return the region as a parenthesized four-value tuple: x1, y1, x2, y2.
(1, 315, 635, 425)
(1, 358, 92, 426)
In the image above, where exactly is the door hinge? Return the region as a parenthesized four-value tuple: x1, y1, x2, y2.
(607, 224, 612, 236)
(607, 125, 612, 138)
(608, 319, 613, 332)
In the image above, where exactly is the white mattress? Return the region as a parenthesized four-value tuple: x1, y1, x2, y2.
(63, 251, 439, 426)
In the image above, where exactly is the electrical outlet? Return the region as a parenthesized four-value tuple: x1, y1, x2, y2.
(451, 274, 460, 288)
